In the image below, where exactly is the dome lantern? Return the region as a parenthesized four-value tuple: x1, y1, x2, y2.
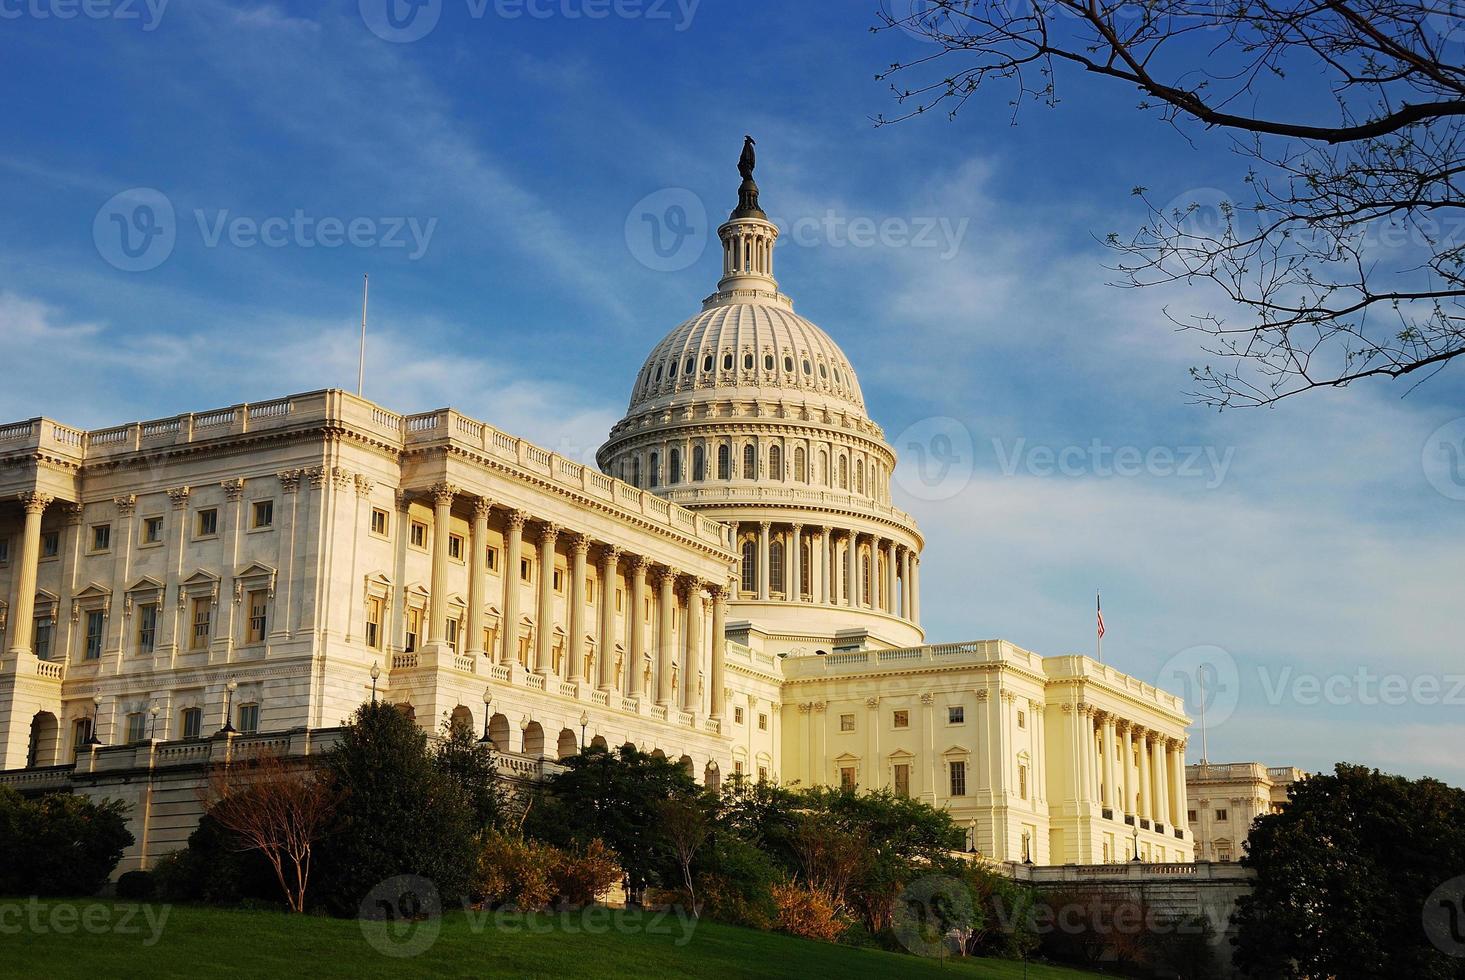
(712, 136, 781, 302)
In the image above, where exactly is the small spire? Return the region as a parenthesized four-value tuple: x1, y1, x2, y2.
(731, 135, 765, 219)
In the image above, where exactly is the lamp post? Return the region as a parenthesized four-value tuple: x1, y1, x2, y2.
(1132, 827, 1142, 863)
(480, 688, 494, 745)
(520, 716, 529, 754)
(579, 710, 589, 750)
(370, 661, 381, 703)
(148, 702, 161, 740)
(84, 693, 103, 746)
(221, 678, 238, 735)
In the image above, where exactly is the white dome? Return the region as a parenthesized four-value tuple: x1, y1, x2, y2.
(627, 301, 868, 418)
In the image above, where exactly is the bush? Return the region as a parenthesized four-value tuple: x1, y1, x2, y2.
(551, 839, 622, 907)
(0, 786, 133, 896)
(771, 882, 845, 942)
(150, 815, 281, 906)
(115, 870, 155, 900)
(694, 834, 779, 929)
(473, 831, 560, 910)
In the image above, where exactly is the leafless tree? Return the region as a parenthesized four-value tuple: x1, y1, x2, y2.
(875, 0, 1465, 406)
(204, 750, 341, 913)
(656, 795, 710, 916)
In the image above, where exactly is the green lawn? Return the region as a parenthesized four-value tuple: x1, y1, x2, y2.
(2, 899, 1105, 979)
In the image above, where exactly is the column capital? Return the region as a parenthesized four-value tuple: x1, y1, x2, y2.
(278, 469, 303, 494)
(166, 486, 192, 509)
(429, 482, 459, 506)
(790, 522, 803, 533)
(708, 583, 728, 601)
(919, 692, 935, 706)
(113, 494, 137, 515)
(472, 496, 493, 520)
(307, 467, 328, 490)
(537, 522, 559, 545)
(758, 520, 771, 532)
(628, 554, 650, 574)
(62, 501, 84, 526)
(598, 544, 622, 566)
(221, 478, 246, 501)
(657, 565, 680, 587)
(354, 474, 376, 497)
(1115, 719, 1131, 734)
(568, 532, 591, 556)
(505, 509, 528, 532)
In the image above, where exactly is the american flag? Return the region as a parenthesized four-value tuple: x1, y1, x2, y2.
(1096, 594, 1106, 640)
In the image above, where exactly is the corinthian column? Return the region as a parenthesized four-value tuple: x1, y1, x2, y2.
(884, 540, 897, 613)
(709, 585, 727, 721)
(627, 557, 648, 698)
(596, 546, 620, 691)
(7, 491, 53, 656)
(757, 522, 771, 601)
(427, 484, 457, 646)
(534, 522, 559, 675)
(656, 567, 677, 706)
(499, 510, 526, 665)
(567, 534, 589, 682)
(846, 532, 859, 608)
(467, 497, 491, 656)
(900, 547, 912, 619)
(682, 578, 702, 713)
(789, 524, 803, 601)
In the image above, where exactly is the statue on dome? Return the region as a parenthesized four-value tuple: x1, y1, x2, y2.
(738, 135, 756, 181)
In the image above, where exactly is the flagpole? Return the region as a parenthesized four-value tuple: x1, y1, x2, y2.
(357, 274, 369, 397)
(1096, 591, 1104, 664)
(1198, 665, 1209, 767)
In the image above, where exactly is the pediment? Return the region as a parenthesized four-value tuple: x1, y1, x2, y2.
(74, 582, 112, 601)
(181, 569, 220, 588)
(236, 561, 277, 581)
(127, 575, 165, 594)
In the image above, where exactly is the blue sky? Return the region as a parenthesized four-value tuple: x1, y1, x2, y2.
(3, 0, 1462, 783)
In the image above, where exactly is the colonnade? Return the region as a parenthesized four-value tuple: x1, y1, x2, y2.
(1066, 703, 1189, 840)
(731, 520, 918, 622)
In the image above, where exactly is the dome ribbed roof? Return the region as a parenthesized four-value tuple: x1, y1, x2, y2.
(627, 301, 867, 417)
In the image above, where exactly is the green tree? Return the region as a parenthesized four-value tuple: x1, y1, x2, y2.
(314, 701, 477, 914)
(1233, 763, 1465, 979)
(0, 787, 133, 896)
(434, 715, 509, 832)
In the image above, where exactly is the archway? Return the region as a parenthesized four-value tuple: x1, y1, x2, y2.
(522, 721, 545, 757)
(650, 748, 667, 760)
(590, 735, 608, 752)
(557, 728, 577, 760)
(449, 705, 474, 734)
(704, 762, 721, 791)
(393, 702, 416, 721)
(678, 754, 694, 777)
(27, 711, 59, 768)
(488, 713, 510, 752)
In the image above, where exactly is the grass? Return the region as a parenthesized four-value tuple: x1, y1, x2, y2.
(2, 898, 1108, 979)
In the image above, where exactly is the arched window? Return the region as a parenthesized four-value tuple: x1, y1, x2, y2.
(740, 540, 757, 594)
(769, 541, 785, 594)
(861, 554, 871, 605)
(802, 359, 812, 376)
(769, 445, 782, 480)
(742, 444, 757, 479)
(856, 461, 865, 495)
(800, 539, 811, 598)
(717, 443, 731, 480)
(783, 355, 794, 373)
(632, 456, 641, 488)
(794, 447, 807, 482)
(743, 353, 754, 370)
(669, 448, 681, 485)
(703, 354, 713, 373)
(723, 352, 734, 371)
(838, 455, 849, 489)
(819, 449, 829, 486)
(649, 452, 660, 488)
(684, 357, 694, 376)
(764, 353, 775, 371)
(693, 445, 705, 482)
(655, 365, 663, 382)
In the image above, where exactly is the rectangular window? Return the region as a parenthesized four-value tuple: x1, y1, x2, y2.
(734, 706, 745, 725)
(410, 520, 428, 548)
(949, 760, 968, 797)
(41, 530, 59, 558)
(446, 618, 459, 653)
(521, 558, 532, 582)
(84, 610, 105, 660)
(72, 719, 92, 759)
(616, 589, 623, 612)
(91, 523, 111, 552)
(893, 710, 909, 729)
(1215, 809, 1228, 821)
(448, 533, 464, 560)
(758, 766, 768, 783)
(126, 712, 146, 744)
(1187, 809, 1198, 824)
(370, 508, 389, 536)
(893, 763, 911, 798)
(181, 707, 202, 740)
(553, 568, 564, 593)
(138, 603, 158, 653)
(251, 499, 273, 529)
(34, 617, 53, 659)
(366, 597, 383, 649)
(405, 607, 422, 653)
(947, 705, 965, 724)
(485, 546, 498, 570)
(237, 703, 260, 734)
(143, 516, 164, 544)
(1018, 709, 1027, 729)
(246, 591, 268, 643)
(840, 767, 857, 791)
(586, 578, 595, 604)
(196, 509, 218, 538)
(190, 598, 212, 650)
(840, 713, 855, 733)
(1019, 764, 1029, 800)
(0, 537, 9, 563)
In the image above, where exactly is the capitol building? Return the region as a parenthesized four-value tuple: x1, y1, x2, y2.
(0, 153, 1194, 870)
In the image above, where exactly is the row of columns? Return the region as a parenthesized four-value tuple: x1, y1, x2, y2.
(1069, 703, 1189, 833)
(737, 521, 918, 621)
(424, 484, 731, 720)
(4, 491, 53, 658)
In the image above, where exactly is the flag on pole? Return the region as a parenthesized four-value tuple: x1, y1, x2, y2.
(1096, 593, 1105, 640)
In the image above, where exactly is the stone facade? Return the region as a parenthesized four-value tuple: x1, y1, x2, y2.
(1185, 762, 1304, 862)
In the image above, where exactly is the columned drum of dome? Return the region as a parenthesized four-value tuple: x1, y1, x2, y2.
(598, 145, 925, 652)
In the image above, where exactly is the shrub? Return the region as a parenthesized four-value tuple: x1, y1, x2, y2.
(693, 834, 779, 929)
(772, 882, 845, 942)
(150, 815, 281, 905)
(115, 870, 155, 900)
(0, 786, 133, 896)
(551, 839, 622, 907)
(473, 831, 560, 910)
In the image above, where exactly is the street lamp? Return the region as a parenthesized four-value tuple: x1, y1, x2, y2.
(520, 716, 529, 754)
(579, 710, 589, 750)
(148, 702, 161, 740)
(221, 678, 239, 734)
(370, 661, 381, 703)
(480, 688, 494, 745)
(84, 693, 103, 746)
(1131, 827, 1143, 863)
